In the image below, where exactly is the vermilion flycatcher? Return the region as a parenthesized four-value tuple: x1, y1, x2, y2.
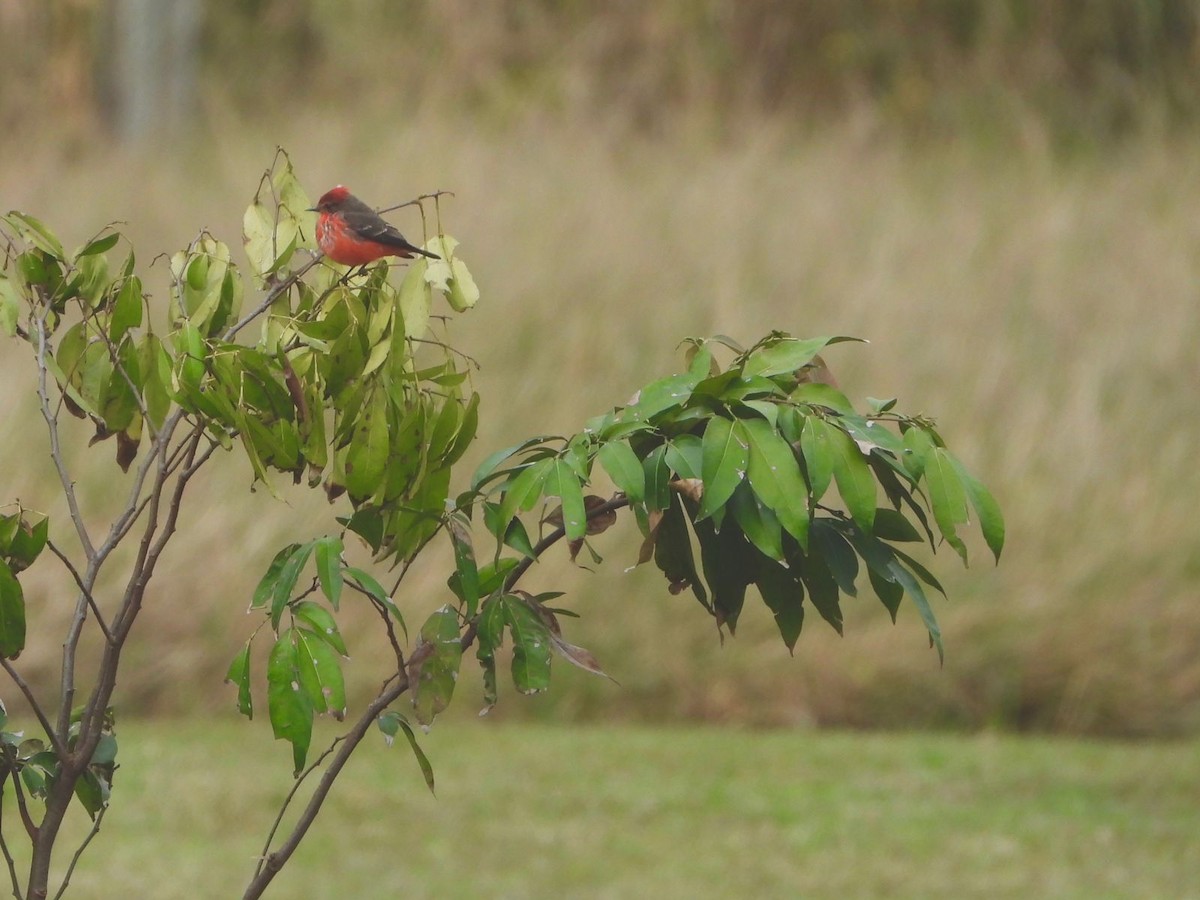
(310, 186, 440, 266)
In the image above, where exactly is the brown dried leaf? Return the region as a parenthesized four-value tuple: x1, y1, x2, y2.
(671, 478, 704, 504)
(549, 632, 617, 682)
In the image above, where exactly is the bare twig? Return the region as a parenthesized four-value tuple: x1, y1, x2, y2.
(32, 308, 93, 561)
(376, 191, 455, 216)
(0, 662, 66, 760)
(251, 738, 345, 881)
(50, 806, 106, 900)
(224, 256, 322, 341)
(0, 774, 26, 900)
(42, 543, 111, 645)
(242, 677, 409, 900)
(8, 767, 37, 842)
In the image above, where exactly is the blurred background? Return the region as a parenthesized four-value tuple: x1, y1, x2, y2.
(2, 0, 1198, 737)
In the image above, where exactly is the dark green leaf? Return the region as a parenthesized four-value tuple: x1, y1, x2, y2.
(313, 535, 344, 610)
(642, 444, 671, 512)
(694, 514, 755, 633)
(754, 555, 804, 653)
(411, 606, 463, 726)
(888, 558, 944, 662)
(271, 541, 313, 631)
(0, 560, 26, 659)
(872, 507, 923, 542)
(653, 495, 708, 609)
(811, 520, 859, 596)
(497, 456, 554, 527)
(74, 770, 107, 819)
(252, 547, 298, 609)
(388, 712, 436, 795)
(345, 387, 390, 500)
(448, 514, 481, 616)
(793, 549, 842, 635)
(504, 596, 552, 694)
(225, 642, 253, 718)
(791, 381, 856, 414)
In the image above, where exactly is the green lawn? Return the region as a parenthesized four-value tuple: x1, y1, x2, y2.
(10, 720, 1197, 899)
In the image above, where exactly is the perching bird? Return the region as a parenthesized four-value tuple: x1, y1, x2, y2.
(310, 186, 440, 266)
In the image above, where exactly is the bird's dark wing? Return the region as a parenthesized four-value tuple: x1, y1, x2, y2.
(342, 197, 440, 258)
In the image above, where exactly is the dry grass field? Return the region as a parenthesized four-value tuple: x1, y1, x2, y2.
(2, 107, 1197, 735)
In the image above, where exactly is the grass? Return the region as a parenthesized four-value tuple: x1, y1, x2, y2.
(1, 108, 1199, 734)
(4, 719, 1196, 899)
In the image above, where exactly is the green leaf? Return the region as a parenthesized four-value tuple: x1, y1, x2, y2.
(267, 630, 313, 775)
(873, 507, 923, 542)
(271, 541, 314, 631)
(253, 543, 300, 610)
(0, 274, 21, 337)
(379, 711, 436, 794)
(888, 558, 944, 662)
(0, 560, 26, 658)
(902, 426, 935, 480)
(504, 596, 552, 694)
(790, 381, 856, 414)
(4, 212, 66, 259)
(345, 387, 390, 500)
(728, 483, 783, 561)
(653, 495, 708, 608)
(225, 642, 253, 718)
(826, 422, 877, 531)
(296, 627, 348, 719)
(799, 415, 833, 502)
(793, 550, 842, 635)
(699, 415, 747, 519)
(544, 458, 587, 540)
(642, 444, 671, 512)
(74, 770, 107, 819)
(448, 514, 481, 617)
(411, 606, 463, 726)
(293, 600, 349, 657)
(868, 566, 904, 621)
(622, 372, 700, 423)
(693, 515, 755, 633)
(664, 434, 703, 480)
(398, 260, 433, 339)
(498, 456, 554, 527)
(754, 555, 804, 653)
(77, 232, 119, 258)
(743, 336, 859, 379)
(947, 454, 1005, 563)
(811, 519, 859, 596)
(111, 274, 144, 340)
(925, 447, 970, 562)
(597, 440, 645, 503)
(7, 515, 49, 572)
(741, 416, 810, 550)
(314, 535, 344, 610)
(344, 567, 406, 638)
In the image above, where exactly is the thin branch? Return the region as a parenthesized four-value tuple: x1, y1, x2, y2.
(51, 806, 106, 900)
(0, 774, 26, 900)
(43, 542, 112, 645)
(32, 308, 94, 561)
(241, 677, 409, 900)
(0, 662, 67, 760)
(8, 767, 37, 841)
(251, 737, 345, 881)
(376, 190, 455, 216)
(224, 255, 322, 341)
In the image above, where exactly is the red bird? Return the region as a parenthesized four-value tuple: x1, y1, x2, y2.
(310, 186, 440, 266)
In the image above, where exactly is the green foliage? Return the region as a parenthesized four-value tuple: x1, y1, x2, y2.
(0, 150, 1002, 895)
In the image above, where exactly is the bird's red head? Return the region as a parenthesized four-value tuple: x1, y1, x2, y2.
(315, 185, 352, 211)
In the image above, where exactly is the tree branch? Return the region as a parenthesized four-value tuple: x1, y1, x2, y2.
(32, 307, 94, 562)
(0, 662, 66, 760)
(50, 806, 105, 900)
(42, 542, 111, 646)
(0, 778, 24, 900)
(241, 676, 410, 900)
